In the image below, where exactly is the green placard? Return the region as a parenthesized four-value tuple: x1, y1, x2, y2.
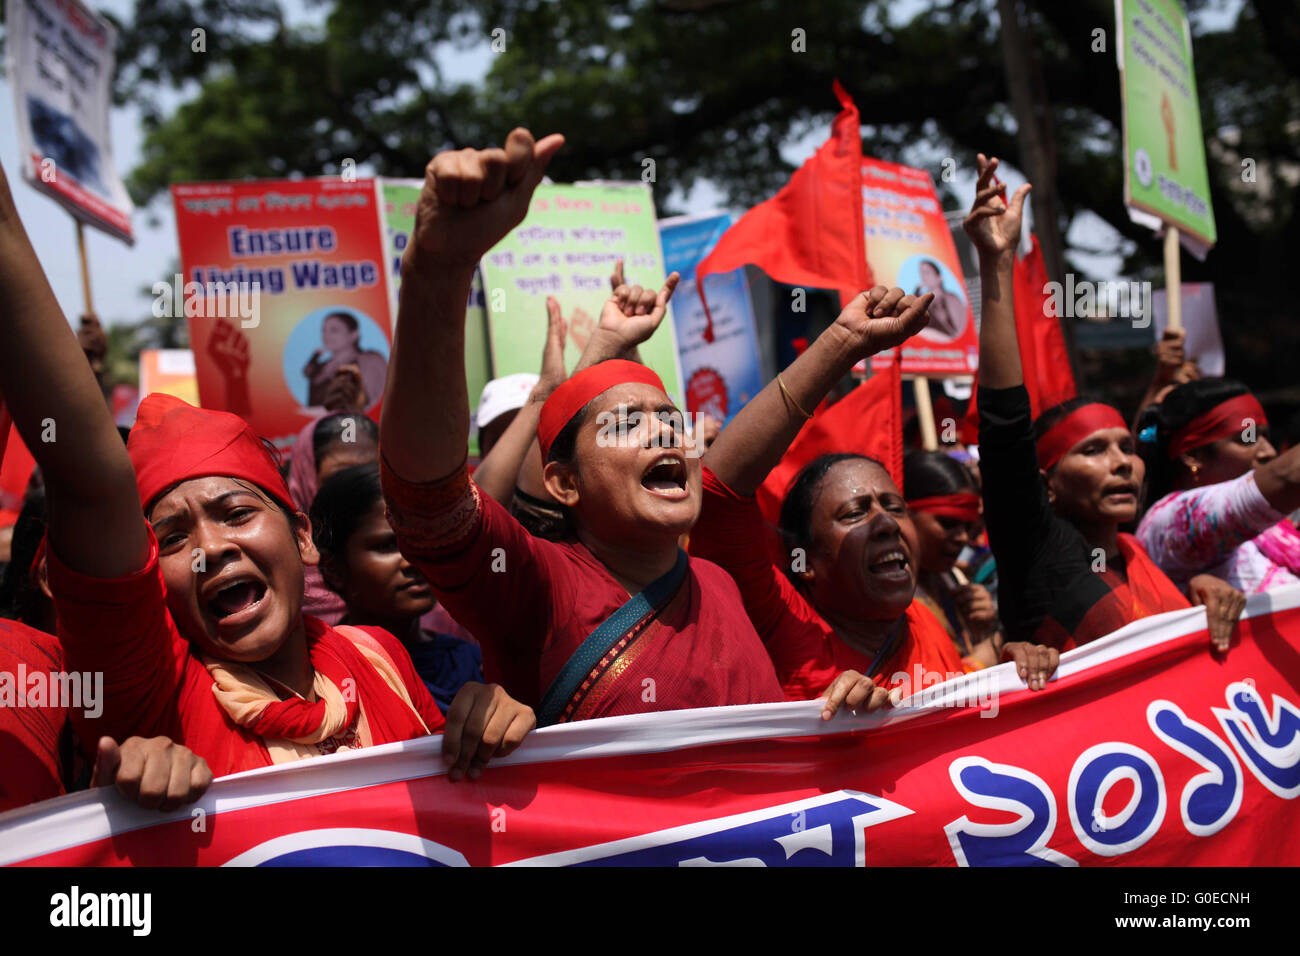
(379, 178, 494, 456)
(1116, 0, 1217, 245)
(477, 182, 683, 405)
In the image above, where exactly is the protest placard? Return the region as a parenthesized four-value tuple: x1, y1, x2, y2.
(138, 349, 199, 407)
(1153, 282, 1224, 376)
(1116, 0, 1217, 246)
(863, 159, 979, 377)
(659, 213, 763, 425)
(5, 0, 134, 242)
(170, 178, 392, 446)
(478, 182, 683, 404)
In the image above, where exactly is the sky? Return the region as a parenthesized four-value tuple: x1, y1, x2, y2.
(3, 0, 1240, 331)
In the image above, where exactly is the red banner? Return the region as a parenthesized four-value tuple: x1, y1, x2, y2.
(170, 179, 392, 447)
(4, 588, 1299, 866)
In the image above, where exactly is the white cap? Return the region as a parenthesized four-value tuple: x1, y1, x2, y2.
(476, 373, 539, 430)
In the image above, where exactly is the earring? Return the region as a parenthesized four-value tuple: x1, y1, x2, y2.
(1189, 463, 1201, 484)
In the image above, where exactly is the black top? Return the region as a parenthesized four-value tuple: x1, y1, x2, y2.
(977, 384, 1117, 646)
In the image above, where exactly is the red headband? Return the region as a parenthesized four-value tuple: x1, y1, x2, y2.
(538, 360, 667, 461)
(1035, 403, 1129, 470)
(906, 493, 980, 523)
(128, 393, 294, 512)
(1168, 393, 1268, 459)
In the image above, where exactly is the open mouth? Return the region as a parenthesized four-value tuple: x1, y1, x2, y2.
(866, 548, 911, 582)
(205, 577, 268, 624)
(1102, 483, 1138, 500)
(641, 454, 688, 499)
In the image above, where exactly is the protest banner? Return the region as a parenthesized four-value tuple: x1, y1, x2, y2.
(170, 178, 393, 447)
(863, 158, 979, 378)
(378, 178, 492, 456)
(659, 213, 763, 425)
(138, 349, 199, 408)
(5, 0, 135, 244)
(478, 182, 683, 404)
(5, 585, 1299, 867)
(1153, 283, 1224, 377)
(1115, 0, 1217, 248)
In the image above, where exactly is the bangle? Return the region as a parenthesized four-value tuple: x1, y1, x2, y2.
(777, 373, 814, 421)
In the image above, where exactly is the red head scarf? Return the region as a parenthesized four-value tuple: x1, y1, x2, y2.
(538, 360, 667, 461)
(1035, 403, 1129, 470)
(128, 393, 294, 513)
(1168, 393, 1267, 459)
(906, 493, 981, 523)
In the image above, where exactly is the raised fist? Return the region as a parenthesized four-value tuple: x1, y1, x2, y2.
(832, 285, 934, 359)
(406, 128, 565, 273)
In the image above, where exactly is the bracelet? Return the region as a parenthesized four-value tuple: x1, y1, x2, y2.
(777, 373, 814, 421)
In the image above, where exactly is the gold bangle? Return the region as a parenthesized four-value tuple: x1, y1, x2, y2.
(777, 373, 814, 420)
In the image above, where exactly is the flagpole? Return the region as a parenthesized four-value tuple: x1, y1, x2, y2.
(912, 375, 939, 450)
(1163, 226, 1181, 333)
(75, 220, 95, 317)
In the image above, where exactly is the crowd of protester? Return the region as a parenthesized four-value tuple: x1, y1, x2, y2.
(0, 132, 1286, 820)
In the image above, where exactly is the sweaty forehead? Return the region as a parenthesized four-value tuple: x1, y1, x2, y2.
(817, 458, 899, 506)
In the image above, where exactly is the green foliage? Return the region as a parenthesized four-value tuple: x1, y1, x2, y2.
(102, 0, 1299, 396)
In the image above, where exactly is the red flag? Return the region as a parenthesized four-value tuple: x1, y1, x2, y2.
(1019, 235, 1077, 412)
(960, 235, 1076, 442)
(0, 419, 35, 530)
(694, 81, 870, 343)
(756, 357, 902, 526)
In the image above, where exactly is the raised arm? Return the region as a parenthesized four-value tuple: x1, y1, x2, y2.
(473, 295, 568, 505)
(0, 161, 147, 578)
(1251, 445, 1300, 515)
(703, 286, 933, 496)
(964, 154, 1031, 391)
(1133, 329, 1194, 426)
(380, 129, 563, 483)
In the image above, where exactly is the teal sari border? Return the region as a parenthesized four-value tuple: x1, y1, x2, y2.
(536, 549, 689, 727)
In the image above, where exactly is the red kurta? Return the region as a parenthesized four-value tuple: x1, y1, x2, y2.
(692, 467, 966, 701)
(381, 459, 785, 718)
(0, 619, 66, 811)
(46, 529, 445, 779)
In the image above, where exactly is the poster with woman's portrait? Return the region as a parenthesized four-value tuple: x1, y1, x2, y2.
(862, 158, 979, 377)
(284, 308, 390, 412)
(172, 178, 394, 447)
